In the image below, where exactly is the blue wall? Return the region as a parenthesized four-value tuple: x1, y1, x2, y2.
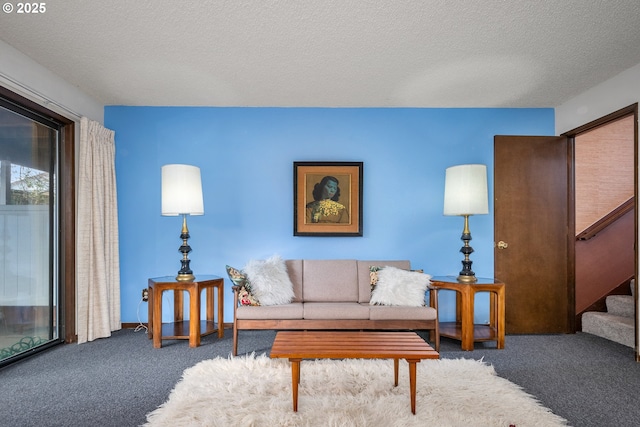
(105, 107, 554, 325)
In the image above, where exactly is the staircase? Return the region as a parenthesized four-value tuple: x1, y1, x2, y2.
(581, 280, 635, 348)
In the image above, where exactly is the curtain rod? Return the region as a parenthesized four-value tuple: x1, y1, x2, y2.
(0, 70, 83, 120)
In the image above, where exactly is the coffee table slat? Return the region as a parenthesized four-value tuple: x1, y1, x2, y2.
(271, 331, 438, 359)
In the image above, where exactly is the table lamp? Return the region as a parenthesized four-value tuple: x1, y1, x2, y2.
(443, 164, 489, 283)
(161, 164, 204, 281)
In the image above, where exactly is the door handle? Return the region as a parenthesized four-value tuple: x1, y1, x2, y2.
(497, 241, 509, 249)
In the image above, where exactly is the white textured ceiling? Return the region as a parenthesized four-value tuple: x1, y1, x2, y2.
(1, 1, 640, 108)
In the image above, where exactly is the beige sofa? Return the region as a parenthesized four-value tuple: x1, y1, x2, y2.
(232, 259, 439, 356)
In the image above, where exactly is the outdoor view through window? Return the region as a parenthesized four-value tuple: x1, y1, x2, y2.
(0, 103, 59, 365)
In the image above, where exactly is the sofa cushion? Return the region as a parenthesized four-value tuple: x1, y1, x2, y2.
(368, 304, 437, 320)
(357, 260, 411, 303)
(285, 259, 303, 302)
(370, 266, 431, 307)
(244, 255, 295, 306)
(303, 302, 370, 319)
(235, 303, 303, 320)
(302, 260, 358, 302)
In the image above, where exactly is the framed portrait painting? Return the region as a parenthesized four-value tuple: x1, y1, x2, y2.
(294, 161, 363, 236)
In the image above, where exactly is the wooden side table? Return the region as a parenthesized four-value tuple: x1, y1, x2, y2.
(430, 276, 505, 351)
(147, 275, 224, 348)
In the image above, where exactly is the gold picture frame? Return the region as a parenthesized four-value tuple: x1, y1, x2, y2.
(294, 161, 363, 236)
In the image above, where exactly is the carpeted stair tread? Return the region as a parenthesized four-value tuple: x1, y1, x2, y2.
(605, 295, 634, 318)
(581, 311, 634, 348)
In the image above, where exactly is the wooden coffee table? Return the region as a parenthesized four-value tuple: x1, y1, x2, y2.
(269, 331, 439, 414)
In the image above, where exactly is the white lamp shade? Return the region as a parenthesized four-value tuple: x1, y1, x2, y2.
(443, 164, 489, 216)
(161, 164, 204, 216)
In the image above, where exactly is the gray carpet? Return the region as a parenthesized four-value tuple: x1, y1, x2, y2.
(0, 328, 638, 427)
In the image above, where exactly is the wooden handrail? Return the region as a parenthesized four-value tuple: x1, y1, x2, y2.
(576, 197, 635, 240)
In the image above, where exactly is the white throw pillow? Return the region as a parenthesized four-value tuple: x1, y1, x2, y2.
(370, 266, 431, 307)
(243, 255, 294, 306)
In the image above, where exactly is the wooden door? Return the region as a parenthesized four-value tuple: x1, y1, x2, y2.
(494, 135, 574, 334)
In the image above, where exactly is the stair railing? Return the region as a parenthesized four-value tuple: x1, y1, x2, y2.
(576, 197, 634, 241)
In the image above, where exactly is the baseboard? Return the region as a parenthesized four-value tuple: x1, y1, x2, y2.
(121, 322, 144, 329)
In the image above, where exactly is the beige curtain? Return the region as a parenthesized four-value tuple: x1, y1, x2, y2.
(77, 117, 121, 343)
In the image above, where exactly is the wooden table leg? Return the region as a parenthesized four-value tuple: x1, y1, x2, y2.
(204, 282, 224, 339)
(217, 283, 224, 338)
(408, 359, 418, 414)
(174, 289, 183, 321)
(205, 286, 213, 324)
(147, 282, 154, 341)
(189, 285, 202, 348)
(454, 290, 462, 323)
(489, 290, 496, 331)
(290, 359, 301, 412)
(394, 358, 399, 386)
(152, 289, 162, 348)
(496, 288, 506, 349)
(460, 287, 475, 351)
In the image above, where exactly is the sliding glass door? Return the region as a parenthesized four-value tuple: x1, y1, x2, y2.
(0, 100, 63, 365)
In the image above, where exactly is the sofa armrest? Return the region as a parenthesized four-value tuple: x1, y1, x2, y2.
(428, 287, 440, 351)
(231, 285, 240, 356)
(231, 285, 240, 308)
(428, 287, 438, 315)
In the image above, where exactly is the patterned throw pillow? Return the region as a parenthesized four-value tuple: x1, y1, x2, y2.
(226, 265, 260, 306)
(370, 266, 383, 291)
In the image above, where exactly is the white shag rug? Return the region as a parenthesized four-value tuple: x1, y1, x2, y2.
(145, 354, 568, 427)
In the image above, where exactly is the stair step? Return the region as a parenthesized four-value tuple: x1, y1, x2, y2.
(606, 295, 634, 318)
(581, 311, 634, 348)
